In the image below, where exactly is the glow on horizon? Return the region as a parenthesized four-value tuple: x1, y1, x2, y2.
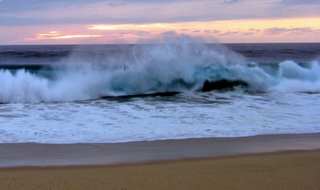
(86, 17, 320, 43)
(87, 18, 320, 32)
(13, 17, 320, 44)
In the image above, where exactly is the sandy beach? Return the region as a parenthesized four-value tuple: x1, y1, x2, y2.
(1, 133, 320, 189)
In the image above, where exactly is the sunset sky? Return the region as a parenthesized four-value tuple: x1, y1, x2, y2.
(0, 0, 320, 44)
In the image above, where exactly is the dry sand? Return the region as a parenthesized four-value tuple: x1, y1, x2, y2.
(1, 134, 320, 189)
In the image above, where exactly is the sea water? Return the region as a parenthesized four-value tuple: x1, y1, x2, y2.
(0, 41, 320, 143)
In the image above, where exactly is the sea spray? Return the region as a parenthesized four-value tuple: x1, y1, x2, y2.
(270, 61, 320, 92)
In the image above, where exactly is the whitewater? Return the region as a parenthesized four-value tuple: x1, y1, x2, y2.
(0, 41, 320, 143)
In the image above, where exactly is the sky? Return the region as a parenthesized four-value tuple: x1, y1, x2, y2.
(0, 0, 320, 44)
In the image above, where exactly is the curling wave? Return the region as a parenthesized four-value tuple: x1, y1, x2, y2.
(1, 43, 320, 103)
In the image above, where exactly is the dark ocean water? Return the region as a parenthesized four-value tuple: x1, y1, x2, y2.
(0, 42, 320, 143)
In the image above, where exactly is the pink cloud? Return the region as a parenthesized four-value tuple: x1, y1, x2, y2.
(24, 31, 103, 41)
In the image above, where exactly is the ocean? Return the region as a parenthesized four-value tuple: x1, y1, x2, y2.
(1, 42, 320, 144)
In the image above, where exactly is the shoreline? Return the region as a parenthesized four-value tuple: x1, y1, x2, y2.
(1, 133, 320, 168)
(1, 133, 320, 189)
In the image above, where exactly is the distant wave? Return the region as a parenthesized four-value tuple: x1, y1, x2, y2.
(1, 42, 320, 103)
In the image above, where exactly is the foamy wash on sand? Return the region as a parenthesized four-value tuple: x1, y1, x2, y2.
(1, 41, 320, 143)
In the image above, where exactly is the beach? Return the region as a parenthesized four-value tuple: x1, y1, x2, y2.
(1, 133, 320, 189)
(1, 0, 320, 188)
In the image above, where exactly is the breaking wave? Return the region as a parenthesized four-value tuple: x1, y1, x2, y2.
(1, 41, 320, 103)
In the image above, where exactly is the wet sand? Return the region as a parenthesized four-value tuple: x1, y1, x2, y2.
(0, 133, 320, 189)
(1, 151, 319, 189)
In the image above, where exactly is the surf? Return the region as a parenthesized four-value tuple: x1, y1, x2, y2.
(1, 41, 320, 103)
